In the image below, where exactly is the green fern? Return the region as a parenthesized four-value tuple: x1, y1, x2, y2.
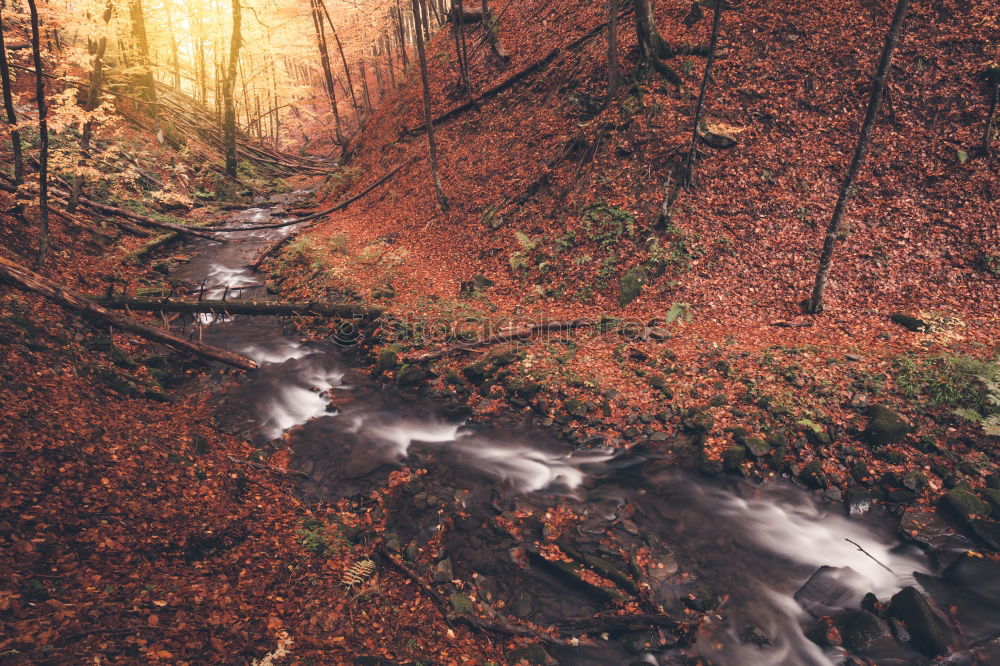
(664, 302, 694, 324)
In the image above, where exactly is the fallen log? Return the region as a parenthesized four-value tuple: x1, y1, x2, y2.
(407, 319, 595, 362)
(69, 193, 215, 238)
(0, 172, 213, 239)
(377, 546, 575, 645)
(554, 612, 680, 636)
(200, 160, 411, 234)
(93, 296, 382, 319)
(407, 9, 634, 135)
(0, 255, 256, 370)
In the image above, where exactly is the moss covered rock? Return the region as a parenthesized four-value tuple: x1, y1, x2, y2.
(861, 405, 911, 447)
(940, 487, 991, 524)
(889, 586, 949, 657)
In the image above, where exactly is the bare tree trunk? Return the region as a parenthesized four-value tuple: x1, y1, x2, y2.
(0, 4, 24, 186)
(26, 0, 49, 268)
(68, 3, 112, 213)
(385, 31, 397, 88)
(359, 59, 372, 115)
(223, 0, 242, 177)
(411, 0, 449, 210)
(396, 2, 409, 69)
(606, 0, 622, 101)
(633, 0, 680, 86)
(128, 0, 161, 135)
(165, 2, 181, 89)
(309, 0, 344, 147)
(420, 0, 431, 40)
(683, 0, 723, 186)
(805, 0, 912, 314)
(318, 0, 360, 117)
(980, 67, 999, 156)
(451, 0, 470, 91)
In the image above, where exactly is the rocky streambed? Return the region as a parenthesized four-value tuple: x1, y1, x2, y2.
(164, 195, 999, 665)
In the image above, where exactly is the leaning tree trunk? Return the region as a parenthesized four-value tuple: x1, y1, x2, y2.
(26, 0, 49, 269)
(411, 0, 449, 210)
(68, 3, 112, 212)
(684, 0, 724, 186)
(222, 0, 242, 177)
(0, 5, 24, 186)
(805, 0, 912, 314)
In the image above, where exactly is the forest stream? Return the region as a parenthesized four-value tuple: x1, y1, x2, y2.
(169, 197, 1000, 666)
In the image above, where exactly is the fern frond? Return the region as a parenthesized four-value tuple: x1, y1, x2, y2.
(953, 407, 983, 423)
(341, 559, 375, 587)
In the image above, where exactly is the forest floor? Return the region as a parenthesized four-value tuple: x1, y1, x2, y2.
(272, 0, 999, 517)
(1, 0, 999, 664)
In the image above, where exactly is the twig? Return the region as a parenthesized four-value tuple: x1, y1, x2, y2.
(845, 538, 895, 574)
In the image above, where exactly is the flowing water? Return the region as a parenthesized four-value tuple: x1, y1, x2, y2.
(169, 198, 1000, 665)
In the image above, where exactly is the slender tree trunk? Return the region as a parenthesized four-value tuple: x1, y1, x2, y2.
(223, 0, 242, 177)
(606, 0, 621, 101)
(684, 0, 723, 186)
(385, 31, 397, 87)
(26, 0, 49, 268)
(310, 0, 345, 146)
(805, 0, 912, 314)
(68, 3, 112, 213)
(981, 71, 999, 156)
(411, 0, 448, 210)
(318, 0, 360, 117)
(0, 4, 24, 186)
(396, 2, 409, 69)
(420, 0, 431, 40)
(165, 3, 180, 89)
(128, 0, 161, 131)
(359, 59, 372, 115)
(451, 0, 469, 91)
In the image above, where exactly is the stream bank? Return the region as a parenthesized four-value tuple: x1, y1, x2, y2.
(167, 196, 1000, 665)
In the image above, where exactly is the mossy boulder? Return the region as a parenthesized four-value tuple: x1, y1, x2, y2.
(375, 348, 399, 374)
(619, 266, 649, 306)
(461, 362, 489, 384)
(982, 488, 1000, 514)
(395, 364, 427, 387)
(449, 593, 475, 615)
(940, 487, 991, 524)
(742, 437, 770, 458)
(889, 586, 949, 657)
(683, 410, 714, 434)
(836, 609, 888, 652)
(800, 461, 829, 489)
(564, 398, 589, 418)
(723, 446, 746, 471)
(861, 405, 910, 447)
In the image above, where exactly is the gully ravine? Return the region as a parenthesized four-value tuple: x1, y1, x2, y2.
(168, 197, 1000, 665)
